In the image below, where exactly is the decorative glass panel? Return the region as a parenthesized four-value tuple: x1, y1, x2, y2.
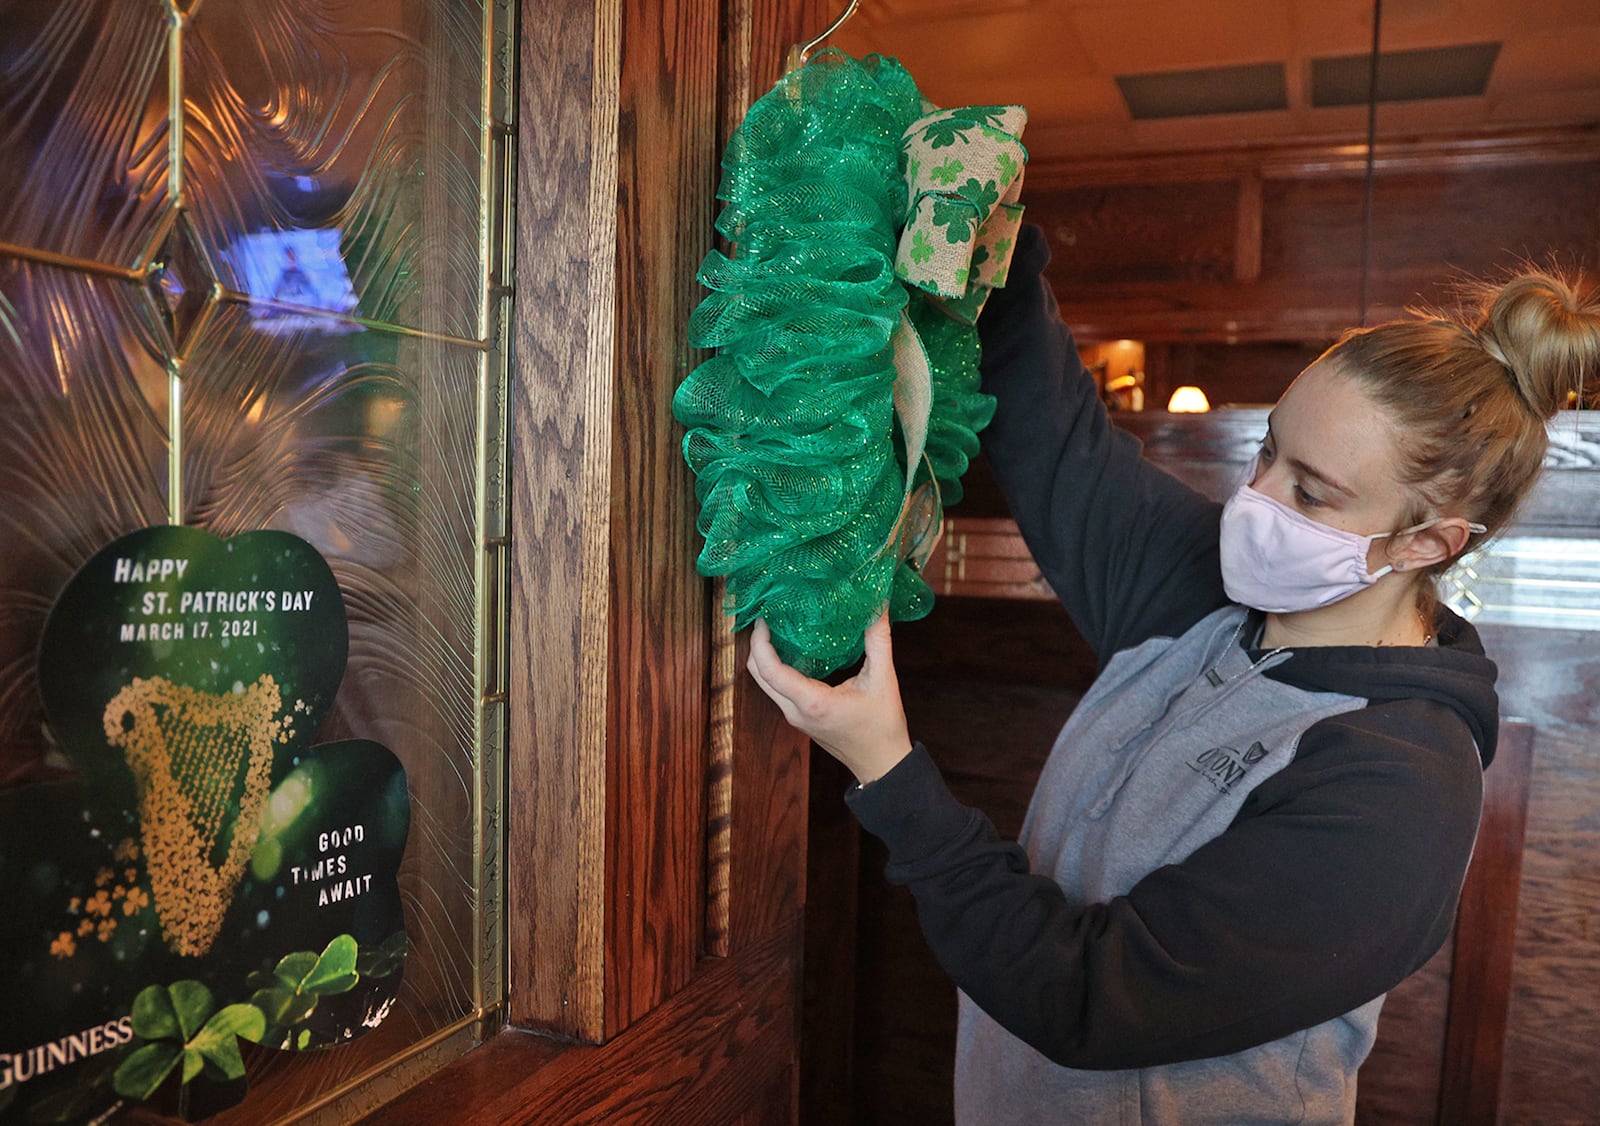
(0, 0, 171, 268)
(0, 0, 510, 1120)
(1443, 536, 1600, 632)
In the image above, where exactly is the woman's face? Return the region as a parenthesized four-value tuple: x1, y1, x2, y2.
(1251, 361, 1415, 572)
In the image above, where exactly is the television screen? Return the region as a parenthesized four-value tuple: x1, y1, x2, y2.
(222, 228, 360, 334)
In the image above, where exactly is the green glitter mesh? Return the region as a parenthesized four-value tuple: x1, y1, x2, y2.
(675, 51, 997, 677)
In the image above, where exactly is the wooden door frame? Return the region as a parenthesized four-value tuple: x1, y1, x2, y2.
(369, 0, 825, 1118)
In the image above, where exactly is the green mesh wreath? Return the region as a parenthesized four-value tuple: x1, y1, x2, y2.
(675, 50, 1026, 676)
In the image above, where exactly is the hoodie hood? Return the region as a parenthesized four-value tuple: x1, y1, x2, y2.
(1254, 605, 1501, 767)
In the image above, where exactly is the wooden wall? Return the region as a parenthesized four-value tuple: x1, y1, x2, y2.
(1479, 637, 1600, 1123)
(366, 0, 829, 1120)
(1020, 130, 1600, 413)
(1143, 339, 1331, 410)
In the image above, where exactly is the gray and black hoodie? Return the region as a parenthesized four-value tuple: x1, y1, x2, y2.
(845, 225, 1498, 1125)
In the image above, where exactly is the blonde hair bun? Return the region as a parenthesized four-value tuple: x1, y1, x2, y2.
(1475, 270, 1600, 420)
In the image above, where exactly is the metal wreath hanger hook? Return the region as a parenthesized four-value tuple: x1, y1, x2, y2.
(789, 0, 861, 71)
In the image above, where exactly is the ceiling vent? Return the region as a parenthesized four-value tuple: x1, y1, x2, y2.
(1311, 42, 1501, 107)
(1116, 63, 1288, 120)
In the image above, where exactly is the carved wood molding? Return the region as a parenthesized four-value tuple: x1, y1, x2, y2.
(507, 0, 821, 1050)
(509, 0, 621, 1042)
(1027, 124, 1600, 189)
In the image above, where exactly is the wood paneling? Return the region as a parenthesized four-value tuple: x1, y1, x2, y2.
(734, 1064, 801, 1126)
(808, 599, 1091, 1126)
(1499, 723, 1600, 1124)
(1234, 173, 1263, 284)
(508, 0, 621, 1040)
(1028, 181, 1239, 286)
(894, 596, 1101, 690)
(505, 0, 820, 1083)
(728, 630, 813, 948)
(371, 921, 802, 1125)
(1144, 340, 1330, 412)
(1438, 722, 1535, 1125)
(604, 0, 720, 1033)
(705, 586, 735, 958)
(1264, 164, 1600, 300)
(1356, 939, 1453, 1124)
(1026, 127, 1600, 191)
(1042, 156, 1600, 345)
(924, 517, 1055, 602)
(800, 752, 860, 1125)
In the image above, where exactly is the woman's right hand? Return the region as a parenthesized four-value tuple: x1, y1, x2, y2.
(746, 615, 914, 787)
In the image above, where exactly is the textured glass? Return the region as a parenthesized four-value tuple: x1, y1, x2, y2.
(0, 0, 506, 1120)
(1442, 535, 1600, 632)
(0, 0, 171, 268)
(182, 0, 488, 342)
(0, 263, 170, 789)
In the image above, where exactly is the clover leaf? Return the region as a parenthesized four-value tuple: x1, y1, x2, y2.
(190, 1005, 270, 1079)
(957, 178, 1001, 215)
(251, 933, 361, 1044)
(931, 198, 977, 244)
(920, 117, 967, 150)
(356, 930, 409, 979)
(996, 150, 1019, 185)
(113, 1043, 187, 1102)
(929, 158, 964, 186)
(113, 983, 266, 1099)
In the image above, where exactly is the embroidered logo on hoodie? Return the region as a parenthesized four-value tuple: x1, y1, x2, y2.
(1188, 741, 1270, 794)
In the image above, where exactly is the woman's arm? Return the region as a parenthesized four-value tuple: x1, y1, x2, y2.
(844, 704, 1483, 1069)
(977, 226, 1229, 662)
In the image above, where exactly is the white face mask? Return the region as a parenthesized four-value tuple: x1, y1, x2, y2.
(1218, 467, 1485, 614)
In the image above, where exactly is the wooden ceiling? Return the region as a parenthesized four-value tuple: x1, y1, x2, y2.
(830, 0, 1600, 163)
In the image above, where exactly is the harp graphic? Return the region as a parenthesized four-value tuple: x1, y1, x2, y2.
(102, 675, 285, 956)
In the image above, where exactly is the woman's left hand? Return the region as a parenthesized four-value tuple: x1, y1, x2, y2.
(746, 613, 914, 786)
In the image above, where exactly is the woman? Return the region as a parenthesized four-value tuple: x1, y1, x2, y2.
(747, 225, 1599, 1124)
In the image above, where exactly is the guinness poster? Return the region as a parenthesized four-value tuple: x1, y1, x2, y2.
(0, 526, 409, 1123)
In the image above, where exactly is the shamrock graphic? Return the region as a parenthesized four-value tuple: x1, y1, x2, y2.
(929, 158, 965, 186)
(996, 150, 1019, 186)
(920, 116, 969, 150)
(1, 525, 410, 1123)
(932, 197, 979, 243)
(957, 177, 1002, 215)
(112, 981, 266, 1099)
(968, 244, 991, 285)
